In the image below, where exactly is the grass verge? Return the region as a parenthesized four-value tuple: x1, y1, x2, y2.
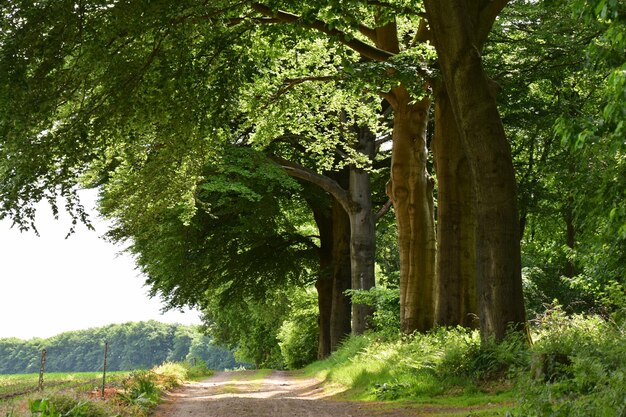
(304, 309, 626, 416)
(0, 362, 214, 417)
(304, 328, 521, 415)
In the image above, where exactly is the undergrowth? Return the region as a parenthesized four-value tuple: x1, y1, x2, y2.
(306, 308, 626, 416)
(307, 327, 523, 403)
(515, 308, 626, 416)
(116, 361, 213, 413)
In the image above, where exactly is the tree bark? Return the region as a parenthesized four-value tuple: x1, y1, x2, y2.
(373, 20, 437, 334)
(424, 0, 528, 341)
(387, 91, 437, 333)
(349, 127, 377, 335)
(432, 84, 478, 328)
(314, 275, 333, 359)
(330, 195, 352, 350)
(310, 196, 334, 358)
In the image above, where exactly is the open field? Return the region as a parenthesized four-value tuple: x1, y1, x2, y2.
(0, 371, 129, 400)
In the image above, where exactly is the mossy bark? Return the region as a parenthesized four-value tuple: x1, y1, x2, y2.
(432, 85, 478, 328)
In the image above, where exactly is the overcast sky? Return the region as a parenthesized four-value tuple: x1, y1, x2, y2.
(0, 189, 201, 340)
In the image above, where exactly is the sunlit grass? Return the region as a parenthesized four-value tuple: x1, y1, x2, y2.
(304, 329, 520, 415)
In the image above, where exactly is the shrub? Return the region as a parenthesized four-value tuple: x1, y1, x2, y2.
(308, 326, 529, 401)
(277, 312, 318, 369)
(516, 308, 626, 416)
(346, 287, 400, 336)
(182, 360, 213, 380)
(117, 371, 160, 409)
(152, 362, 187, 389)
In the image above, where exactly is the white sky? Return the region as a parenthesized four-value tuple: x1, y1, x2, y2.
(0, 189, 201, 340)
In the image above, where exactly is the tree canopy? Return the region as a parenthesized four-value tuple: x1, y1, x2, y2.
(1, 0, 625, 366)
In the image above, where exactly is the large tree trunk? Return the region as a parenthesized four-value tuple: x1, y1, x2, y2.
(373, 20, 437, 334)
(330, 195, 353, 349)
(387, 91, 437, 333)
(424, 0, 528, 341)
(349, 127, 377, 335)
(432, 85, 478, 328)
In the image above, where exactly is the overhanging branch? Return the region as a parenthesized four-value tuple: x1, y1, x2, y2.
(269, 155, 356, 213)
(477, 0, 510, 48)
(271, 75, 337, 100)
(251, 3, 395, 62)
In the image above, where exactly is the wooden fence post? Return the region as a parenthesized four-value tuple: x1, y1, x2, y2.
(38, 349, 47, 391)
(101, 341, 108, 399)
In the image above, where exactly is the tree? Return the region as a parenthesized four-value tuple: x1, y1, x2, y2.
(423, 0, 528, 341)
(0, 0, 531, 342)
(483, 0, 626, 317)
(432, 85, 477, 328)
(0, 322, 237, 373)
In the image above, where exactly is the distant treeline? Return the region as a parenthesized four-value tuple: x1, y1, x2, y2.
(0, 321, 242, 374)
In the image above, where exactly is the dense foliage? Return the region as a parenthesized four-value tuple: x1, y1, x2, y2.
(485, 0, 626, 318)
(0, 322, 239, 374)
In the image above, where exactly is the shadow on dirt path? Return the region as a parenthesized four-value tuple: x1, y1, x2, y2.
(152, 370, 503, 417)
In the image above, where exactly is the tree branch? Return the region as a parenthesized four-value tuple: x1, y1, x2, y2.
(273, 134, 349, 160)
(476, 0, 510, 48)
(269, 155, 356, 212)
(366, 0, 427, 17)
(357, 25, 378, 43)
(375, 198, 393, 223)
(271, 75, 337, 100)
(251, 3, 395, 62)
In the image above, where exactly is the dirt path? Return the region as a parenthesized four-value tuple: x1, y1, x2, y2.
(152, 370, 501, 417)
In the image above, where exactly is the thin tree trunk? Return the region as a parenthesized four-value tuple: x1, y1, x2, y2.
(274, 156, 376, 338)
(432, 84, 478, 328)
(388, 92, 437, 333)
(330, 195, 352, 349)
(564, 199, 576, 278)
(424, 0, 528, 342)
(349, 127, 377, 335)
(311, 200, 334, 358)
(315, 275, 333, 359)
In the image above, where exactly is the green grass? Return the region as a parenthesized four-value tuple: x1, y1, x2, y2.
(0, 372, 129, 397)
(303, 330, 520, 415)
(0, 372, 130, 417)
(303, 313, 626, 416)
(0, 362, 214, 417)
